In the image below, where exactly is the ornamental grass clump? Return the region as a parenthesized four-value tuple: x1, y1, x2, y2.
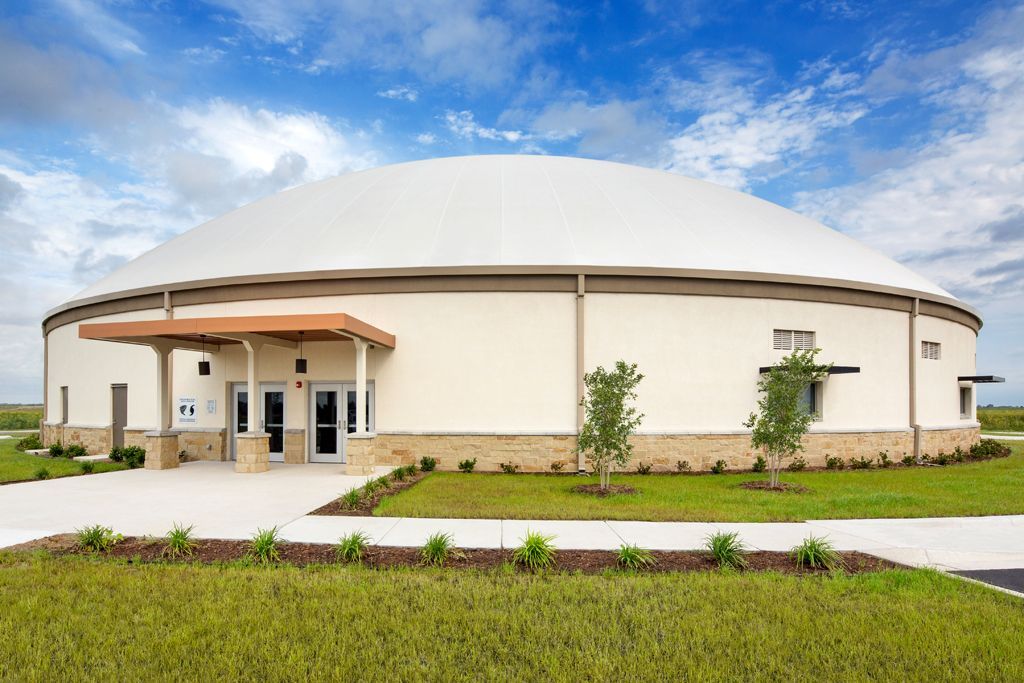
(339, 488, 362, 510)
(79, 461, 95, 474)
(34, 467, 50, 480)
(420, 532, 461, 567)
(791, 535, 844, 571)
(76, 525, 122, 553)
(616, 544, 656, 570)
(164, 523, 196, 558)
(512, 531, 557, 570)
(336, 531, 372, 564)
(248, 527, 283, 564)
(705, 531, 748, 570)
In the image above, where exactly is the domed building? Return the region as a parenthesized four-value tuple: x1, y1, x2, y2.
(41, 155, 991, 473)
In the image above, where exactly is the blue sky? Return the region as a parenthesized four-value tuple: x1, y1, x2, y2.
(0, 0, 1021, 404)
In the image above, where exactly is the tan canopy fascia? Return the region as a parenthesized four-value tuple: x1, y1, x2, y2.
(78, 312, 396, 352)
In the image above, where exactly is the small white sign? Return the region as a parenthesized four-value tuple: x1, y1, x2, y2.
(177, 397, 197, 423)
(206, 399, 217, 415)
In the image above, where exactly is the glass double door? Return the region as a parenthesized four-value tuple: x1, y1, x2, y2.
(231, 383, 285, 462)
(309, 383, 374, 464)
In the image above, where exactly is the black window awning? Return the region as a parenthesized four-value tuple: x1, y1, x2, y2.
(758, 365, 860, 375)
(958, 375, 1005, 383)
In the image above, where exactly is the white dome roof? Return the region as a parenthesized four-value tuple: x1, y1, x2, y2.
(62, 154, 964, 310)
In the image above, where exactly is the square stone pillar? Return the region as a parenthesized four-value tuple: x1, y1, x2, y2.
(345, 433, 376, 475)
(284, 428, 305, 464)
(144, 431, 180, 470)
(236, 432, 270, 473)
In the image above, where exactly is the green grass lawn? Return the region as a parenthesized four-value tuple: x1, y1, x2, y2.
(0, 553, 1021, 680)
(0, 439, 126, 484)
(376, 442, 1024, 522)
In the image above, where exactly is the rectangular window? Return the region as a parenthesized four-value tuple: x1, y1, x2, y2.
(60, 386, 68, 424)
(960, 386, 972, 419)
(922, 341, 941, 360)
(773, 329, 815, 350)
(799, 381, 823, 421)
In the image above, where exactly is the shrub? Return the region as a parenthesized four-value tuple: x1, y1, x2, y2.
(458, 458, 477, 473)
(374, 475, 391, 490)
(787, 456, 807, 472)
(406, 463, 418, 475)
(550, 461, 565, 473)
(744, 348, 831, 487)
(362, 478, 382, 498)
(15, 434, 42, 451)
(391, 467, 407, 482)
(121, 446, 146, 469)
(34, 467, 50, 480)
(933, 451, 951, 466)
(635, 462, 652, 475)
(336, 531, 371, 564)
(108, 446, 124, 462)
(970, 439, 1011, 459)
(76, 525, 122, 553)
(419, 456, 437, 472)
(164, 523, 196, 558)
(751, 455, 766, 472)
(500, 462, 520, 474)
(675, 460, 691, 472)
(848, 455, 873, 470)
(791, 535, 844, 571)
(901, 454, 916, 466)
(616, 544, 656, 570)
(339, 488, 363, 510)
(79, 461, 95, 474)
(705, 531, 747, 570)
(878, 451, 892, 468)
(65, 444, 88, 459)
(47, 443, 64, 457)
(248, 527, 282, 564)
(710, 459, 727, 474)
(512, 531, 557, 570)
(576, 360, 645, 491)
(825, 455, 844, 470)
(420, 532, 460, 567)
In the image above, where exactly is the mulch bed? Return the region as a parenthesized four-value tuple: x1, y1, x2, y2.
(6, 534, 898, 576)
(572, 483, 638, 497)
(310, 470, 430, 516)
(738, 481, 809, 493)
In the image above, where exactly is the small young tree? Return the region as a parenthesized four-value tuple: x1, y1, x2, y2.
(576, 361, 644, 490)
(744, 349, 831, 488)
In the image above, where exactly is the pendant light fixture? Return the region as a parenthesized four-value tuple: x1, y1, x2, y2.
(198, 334, 211, 376)
(295, 331, 307, 374)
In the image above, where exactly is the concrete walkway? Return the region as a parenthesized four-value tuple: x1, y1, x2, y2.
(1, 460, 1021, 577)
(277, 514, 1024, 572)
(982, 433, 1024, 441)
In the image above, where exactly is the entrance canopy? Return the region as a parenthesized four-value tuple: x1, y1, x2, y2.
(78, 312, 396, 350)
(78, 312, 392, 441)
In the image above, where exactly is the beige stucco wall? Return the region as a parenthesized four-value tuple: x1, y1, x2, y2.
(916, 313, 978, 427)
(585, 294, 912, 432)
(173, 291, 578, 432)
(44, 289, 977, 443)
(46, 307, 164, 429)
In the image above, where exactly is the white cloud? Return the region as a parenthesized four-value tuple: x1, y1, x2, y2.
(209, 0, 559, 88)
(444, 110, 527, 143)
(415, 133, 437, 145)
(795, 6, 1024, 305)
(661, 59, 867, 189)
(377, 86, 419, 102)
(55, 0, 146, 56)
(531, 99, 665, 163)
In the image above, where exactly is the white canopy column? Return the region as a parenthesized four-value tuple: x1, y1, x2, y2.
(354, 338, 368, 434)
